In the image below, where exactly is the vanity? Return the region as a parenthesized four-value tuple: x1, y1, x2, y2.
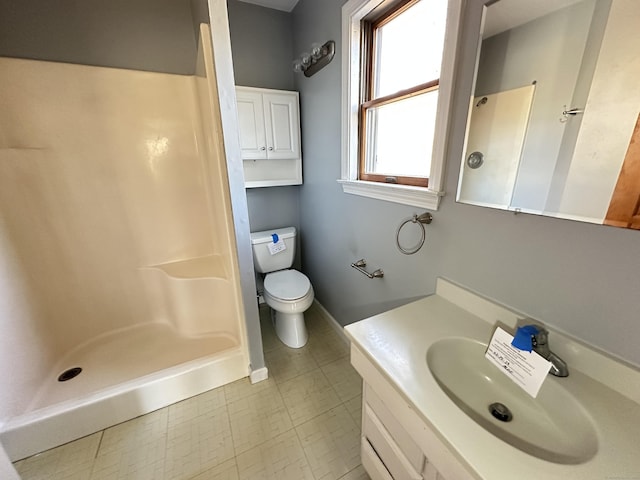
(345, 279, 640, 480)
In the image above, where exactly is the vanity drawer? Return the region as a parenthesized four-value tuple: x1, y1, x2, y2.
(422, 461, 447, 480)
(363, 404, 423, 480)
(364, 384, 425, 471)
(361, 440, 394, 480)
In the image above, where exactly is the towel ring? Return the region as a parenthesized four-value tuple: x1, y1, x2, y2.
(396, 213, 433, 255)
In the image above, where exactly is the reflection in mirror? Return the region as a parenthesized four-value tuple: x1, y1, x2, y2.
(457, 0, 640, 229)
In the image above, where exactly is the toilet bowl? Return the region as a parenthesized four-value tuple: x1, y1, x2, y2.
(250, 227, 315, 348)
(263, 269, 314, 348)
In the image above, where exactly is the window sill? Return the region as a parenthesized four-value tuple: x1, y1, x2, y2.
(337, 179, 443, 209)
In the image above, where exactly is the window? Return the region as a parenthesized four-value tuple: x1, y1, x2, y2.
(341, 0, 461, 209)
(360, 0, 447, 187)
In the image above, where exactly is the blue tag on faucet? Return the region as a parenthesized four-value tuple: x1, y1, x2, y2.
(511, 325, 539, 352)
(271, 233, 279, 243)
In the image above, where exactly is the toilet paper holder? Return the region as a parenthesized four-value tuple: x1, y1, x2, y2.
(351, 259, 384, 279)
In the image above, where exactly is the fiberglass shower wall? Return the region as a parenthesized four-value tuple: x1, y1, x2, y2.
(0, 33, 243, 428)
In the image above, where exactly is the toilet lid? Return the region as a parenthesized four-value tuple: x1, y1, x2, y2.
(264, 270, 311, 301)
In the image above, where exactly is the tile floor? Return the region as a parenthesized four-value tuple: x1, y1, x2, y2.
(13, 304, 369, 480)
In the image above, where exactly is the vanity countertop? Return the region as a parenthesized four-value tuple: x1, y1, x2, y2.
(344, 278, 640, 480)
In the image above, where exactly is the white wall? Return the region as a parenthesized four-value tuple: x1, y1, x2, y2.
(557, 0, 640, 222)
(0, 221, 54, 425)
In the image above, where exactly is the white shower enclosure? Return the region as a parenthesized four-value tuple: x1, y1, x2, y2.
(0, 24, 251, 460)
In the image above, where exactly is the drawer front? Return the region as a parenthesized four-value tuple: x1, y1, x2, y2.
(363, 405, 423, 480)
(364, 384, 425, 471)
(423, 461, 447, 480)
(361, 440, 394, 480)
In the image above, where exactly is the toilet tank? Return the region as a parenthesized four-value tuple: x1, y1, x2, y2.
(250, 227, 297, 273)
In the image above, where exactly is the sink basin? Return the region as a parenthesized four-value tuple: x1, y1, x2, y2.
(427, 337, 598, 464)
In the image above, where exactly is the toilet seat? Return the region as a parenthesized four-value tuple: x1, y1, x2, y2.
(264, 269, 311, 301)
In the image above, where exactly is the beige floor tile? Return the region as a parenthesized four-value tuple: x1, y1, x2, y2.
(189, 458, 239, 480)
(344, 395, 363, 430)
(224, 376, 276, 404)
(227, 380, 293, 455)
(14, 432, 102, 480)
(90, 409, 168, 480)
(235, 429, 314, 480)
(278, 368, 342, 426)
(167, 386, 227, 424)
(295, 405, 361, 480)
(164, 388, 234, 480)
(264, 343, 318, 384)
(305, 304, 334, 335)
(307, 329, 350, 366)
(338, 464, 371, 480)
(321, 356, 363, 402)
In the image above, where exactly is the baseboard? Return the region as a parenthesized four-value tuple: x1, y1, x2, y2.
(313, 300, 350, 347)
(249, 366, 269, 384)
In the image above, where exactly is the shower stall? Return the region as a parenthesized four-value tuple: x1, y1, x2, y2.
(0, 23, 250, 461)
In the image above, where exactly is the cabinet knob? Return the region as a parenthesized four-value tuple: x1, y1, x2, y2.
(260, 146, 266, 151)
(268, 147, 274, 151)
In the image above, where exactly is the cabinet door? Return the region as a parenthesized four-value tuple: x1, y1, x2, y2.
(262, 92, 301, 160)
(235, 89, 267, 160)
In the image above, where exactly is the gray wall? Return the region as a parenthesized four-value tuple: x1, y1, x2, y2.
(292, 0, 640, 367)
(0, 0, 198, 74)
(227, 0, 301, 256)
(292, 0, 433, 322)
(227, 0, 294, 90)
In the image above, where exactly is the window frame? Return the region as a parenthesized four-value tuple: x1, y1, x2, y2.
(339, 0, 463, 209)
(359, 81, 439, 187)
(359, 0, 441, 187)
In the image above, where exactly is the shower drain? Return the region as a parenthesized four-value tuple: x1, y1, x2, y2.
(58, 367, 82, 382)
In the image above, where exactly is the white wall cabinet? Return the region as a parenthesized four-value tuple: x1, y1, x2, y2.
(235, 86, 302, 187)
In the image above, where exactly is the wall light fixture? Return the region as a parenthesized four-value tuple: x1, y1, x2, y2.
(292, 40, 335, 77)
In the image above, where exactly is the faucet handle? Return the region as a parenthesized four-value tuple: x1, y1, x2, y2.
(511, 324, 541, 352)
(531, 327, 548, 347)
(514, 324, 569, 377)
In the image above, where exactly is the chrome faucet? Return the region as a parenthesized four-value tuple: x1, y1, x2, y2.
(531, 327, 569, 377)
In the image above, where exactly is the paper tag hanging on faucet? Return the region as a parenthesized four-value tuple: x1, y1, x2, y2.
(267, 233, 286, 255)
(485, 327, 552, 398)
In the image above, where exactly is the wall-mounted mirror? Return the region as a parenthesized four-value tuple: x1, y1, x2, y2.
(457, 0, 640, 229)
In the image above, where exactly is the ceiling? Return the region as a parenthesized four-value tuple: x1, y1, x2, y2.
(236, 0, 300, 12)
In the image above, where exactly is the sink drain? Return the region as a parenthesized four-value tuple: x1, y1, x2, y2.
(58, 367, 82, 382)
(489, 402, 513, 422)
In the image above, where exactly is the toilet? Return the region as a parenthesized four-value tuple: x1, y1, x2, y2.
(250, 227, 314, 348)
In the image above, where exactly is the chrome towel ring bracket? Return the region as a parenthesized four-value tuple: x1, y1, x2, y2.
(396, 212, 433, 255)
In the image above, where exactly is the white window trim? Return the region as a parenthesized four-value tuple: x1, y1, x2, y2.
(339, 0, 463, 210)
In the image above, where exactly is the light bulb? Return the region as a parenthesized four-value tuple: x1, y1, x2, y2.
(300, 52, 312, 68)
(310, 42, 323, 60)
(292, 59, 304, 72)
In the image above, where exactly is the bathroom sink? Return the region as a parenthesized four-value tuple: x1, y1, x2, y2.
(426, 337, 598, 464)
